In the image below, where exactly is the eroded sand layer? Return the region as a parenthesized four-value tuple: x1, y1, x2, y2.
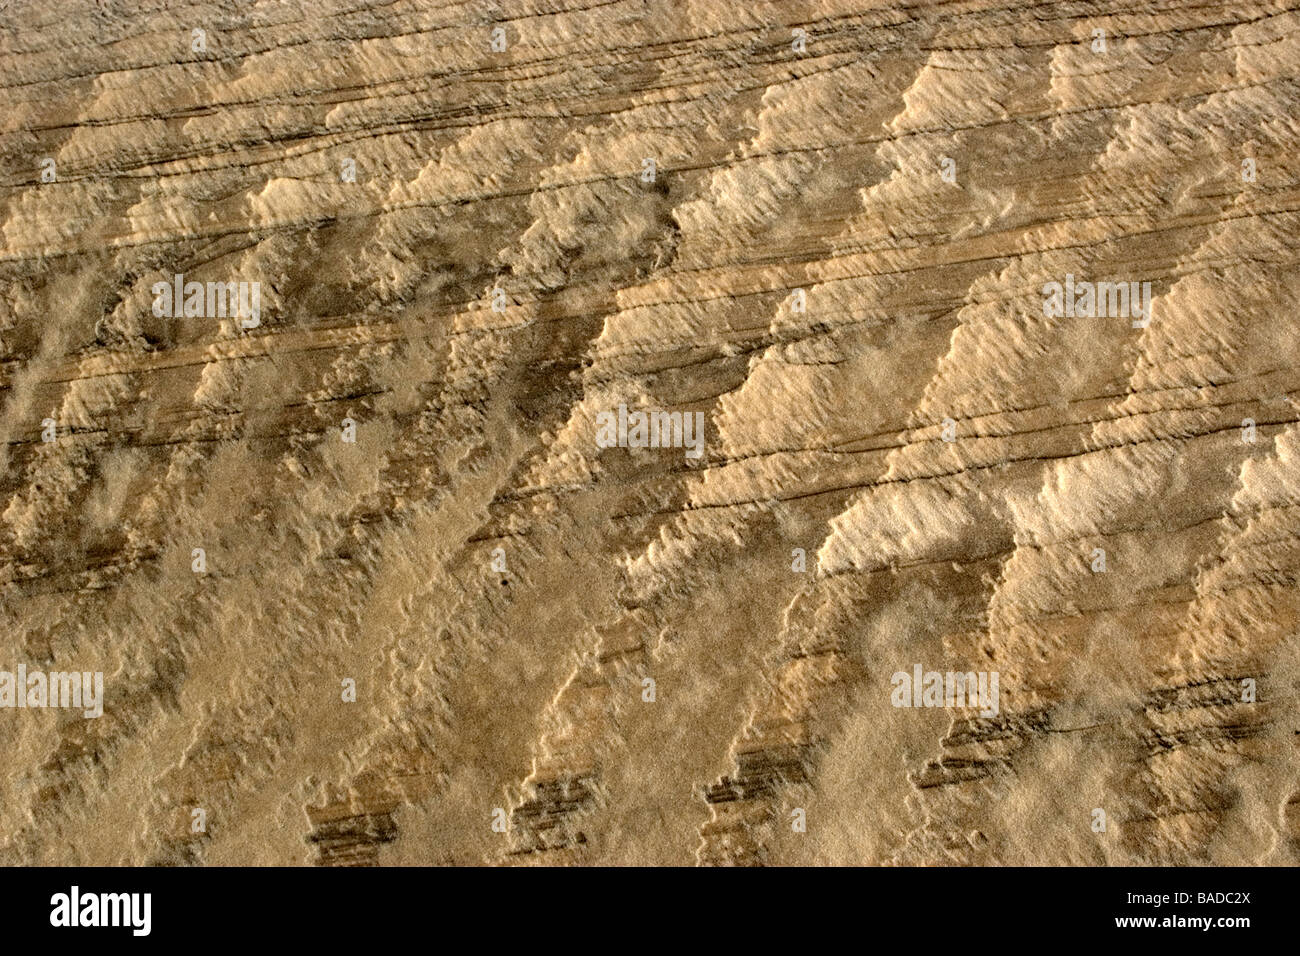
(0, 0, 1297, 865)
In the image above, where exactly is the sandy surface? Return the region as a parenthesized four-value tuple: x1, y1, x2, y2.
(0, 0, 1297, 865)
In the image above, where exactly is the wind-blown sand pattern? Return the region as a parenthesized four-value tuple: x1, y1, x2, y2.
(1, 0, 1297, 866)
